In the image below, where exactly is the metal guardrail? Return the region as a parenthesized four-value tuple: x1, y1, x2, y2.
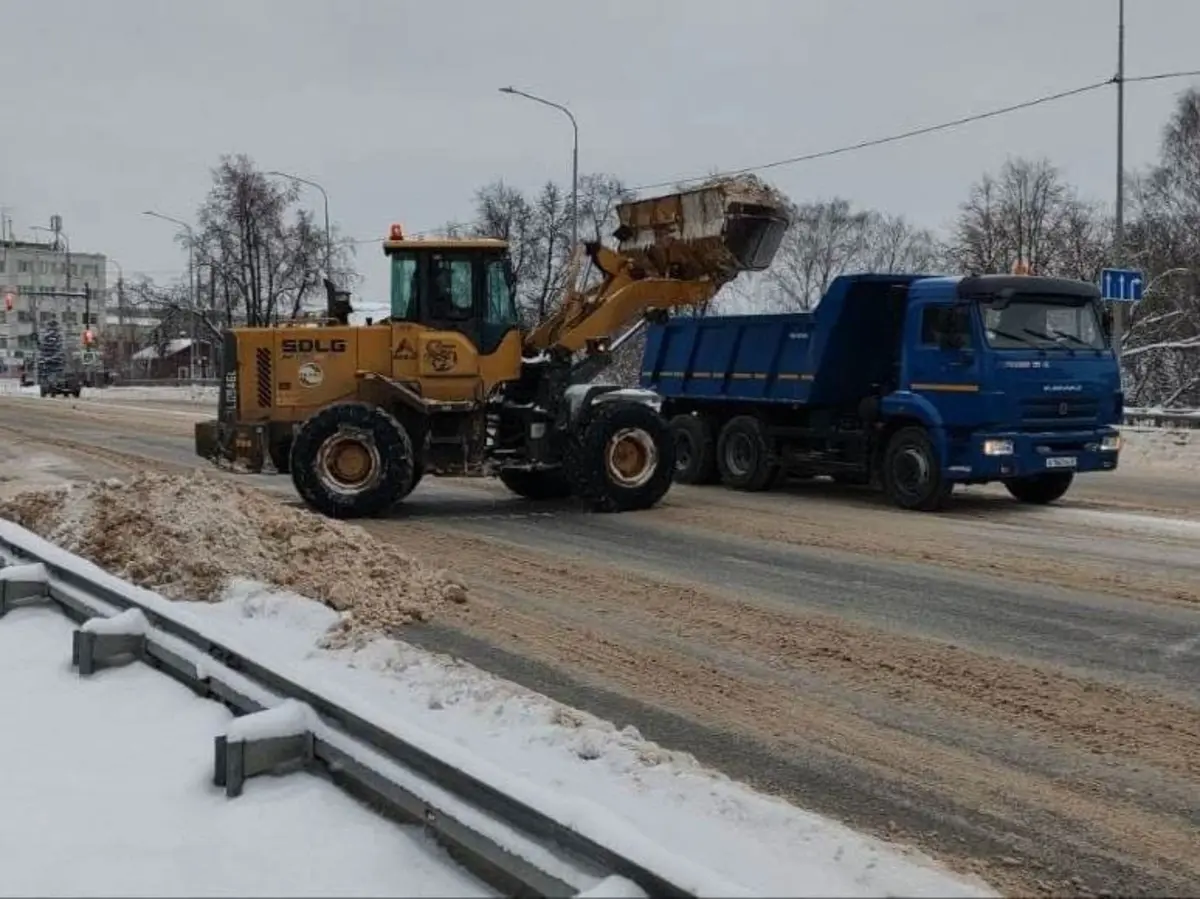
(1123, 407, 1200, 429)
(0, 523, 717, 899)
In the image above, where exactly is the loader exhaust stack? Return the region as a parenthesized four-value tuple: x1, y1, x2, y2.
(613, 176, 791, 288)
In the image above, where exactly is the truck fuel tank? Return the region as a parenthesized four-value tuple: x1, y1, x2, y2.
(613, 175, 791, 287)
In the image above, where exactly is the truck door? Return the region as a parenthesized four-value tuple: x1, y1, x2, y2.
(904, 302, 982, 415)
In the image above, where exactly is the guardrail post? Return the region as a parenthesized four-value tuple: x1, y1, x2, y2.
(0, 563, 50, 618)
(213, 731, 315, 798)
(72, 630, 146, 676)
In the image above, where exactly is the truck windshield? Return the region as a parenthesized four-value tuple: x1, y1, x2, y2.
(980, 294, 1106, 351)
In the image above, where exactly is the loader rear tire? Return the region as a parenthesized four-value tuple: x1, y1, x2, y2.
(716, 415, 778, 491)
(289, 402, 415, 519)
(498, 467, 572, 501)
(567, 401, 674, 513)
(669, 413, 718, 484)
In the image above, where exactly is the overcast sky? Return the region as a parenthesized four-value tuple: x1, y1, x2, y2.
(2, 0, 1197, 313)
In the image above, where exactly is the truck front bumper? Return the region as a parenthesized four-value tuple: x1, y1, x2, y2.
(946, 428, 1121, 483)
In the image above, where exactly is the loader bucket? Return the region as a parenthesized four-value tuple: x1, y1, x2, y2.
(614, 175, 791, 286)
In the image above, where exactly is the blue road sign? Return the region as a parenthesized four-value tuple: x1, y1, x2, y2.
(1100, 267, 1144, 302)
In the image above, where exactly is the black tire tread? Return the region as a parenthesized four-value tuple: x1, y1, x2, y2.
(498, 467, 573, 501)
(715, 414, 778, 492)
(289, 402, 414, 519)
(669, 413, 718, 485)
(882, 425, 952, 512)
(1005, 472, 1074, 504)
(565, 401, 675, 513)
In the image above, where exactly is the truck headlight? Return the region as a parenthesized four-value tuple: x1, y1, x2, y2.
(1100, 433, 1121, 452)
(983, 439, 1014, 456)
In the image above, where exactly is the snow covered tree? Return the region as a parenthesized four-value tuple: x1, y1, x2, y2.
(36, 318, 65, 380)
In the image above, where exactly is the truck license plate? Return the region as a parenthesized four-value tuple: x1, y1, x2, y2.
(1045, 456, 1077, 469)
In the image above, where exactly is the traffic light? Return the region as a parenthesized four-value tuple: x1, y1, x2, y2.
(3, 290, 13, 312)
(82, 328, 95, 346)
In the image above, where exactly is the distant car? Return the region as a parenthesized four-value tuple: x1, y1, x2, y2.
(39, 372, 82, 398)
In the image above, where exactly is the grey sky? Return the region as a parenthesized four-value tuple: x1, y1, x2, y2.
(2, 0, 1197, 313)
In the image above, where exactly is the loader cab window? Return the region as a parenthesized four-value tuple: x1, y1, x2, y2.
(390, 253, 419, 321)
(429, 255, 474, 320)
(481, 257, 519, 352)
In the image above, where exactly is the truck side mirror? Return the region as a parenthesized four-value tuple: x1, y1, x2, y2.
(1101, 304, 1114, 338)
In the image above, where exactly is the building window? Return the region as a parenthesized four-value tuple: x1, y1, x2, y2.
(18, 260, 31, 273)
(0, 259, 5, 273)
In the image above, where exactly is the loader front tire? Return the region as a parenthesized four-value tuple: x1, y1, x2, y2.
(498, 467, 572, 501)
(567, 401, 674, 513)
(289, 402, 415, 519)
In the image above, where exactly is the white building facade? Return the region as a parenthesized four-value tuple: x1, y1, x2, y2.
(0, 240, 107, 375)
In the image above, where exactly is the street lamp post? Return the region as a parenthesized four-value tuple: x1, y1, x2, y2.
(499, 86, 579, 253)
(266, 170, 333, 282)
(143, 210, 198, 378)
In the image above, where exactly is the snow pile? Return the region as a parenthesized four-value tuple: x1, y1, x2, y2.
(0, 471, 467, 646)
(1120, 427, 1200, 473)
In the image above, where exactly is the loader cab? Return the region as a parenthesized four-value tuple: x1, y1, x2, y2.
(383, 227, 521, 355)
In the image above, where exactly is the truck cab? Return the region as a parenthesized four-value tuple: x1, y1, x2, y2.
(892, 274, 1121, 491)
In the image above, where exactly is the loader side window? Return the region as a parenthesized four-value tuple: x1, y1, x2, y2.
(390, 253, 419, 321)
(479, 257, 519, 355)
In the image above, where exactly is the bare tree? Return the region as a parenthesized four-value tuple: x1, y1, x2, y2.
(1120, 88, 1200, 407)
(469, 172, 633, 327)
(948, 156, 1108, 278)
(191, 154, 358, 327)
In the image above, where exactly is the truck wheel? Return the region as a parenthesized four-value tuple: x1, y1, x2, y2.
(883, 426, 952, 511)
(669, 414, 718, 484)
(716, 415, 778, 491)
(567, 401, 674, 512)
(498, 467, 572, 501)
(289, 402, 415, 519)
(1004, 472, 1074, 505)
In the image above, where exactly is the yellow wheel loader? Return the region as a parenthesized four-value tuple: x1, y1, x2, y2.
(194, 177, 790, 519)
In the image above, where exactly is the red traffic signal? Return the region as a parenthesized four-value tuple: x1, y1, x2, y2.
(82, 329, 95, 345)
(3, 291, 12, 312)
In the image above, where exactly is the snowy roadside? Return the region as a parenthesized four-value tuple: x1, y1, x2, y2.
(0, 472, 995, 898)
(0, 606, 491, 898)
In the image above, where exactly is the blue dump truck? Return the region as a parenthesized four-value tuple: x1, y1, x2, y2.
(640, 272, 1123, 511)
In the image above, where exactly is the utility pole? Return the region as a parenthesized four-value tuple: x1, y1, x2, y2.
(1112, 0, 1127, 370)
(499, 86, 579, 253)
(266, 171, 333, 282)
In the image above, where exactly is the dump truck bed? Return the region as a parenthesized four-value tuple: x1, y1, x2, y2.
(640, 273, 928, 408)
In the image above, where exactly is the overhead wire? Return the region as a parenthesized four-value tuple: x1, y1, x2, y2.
(340, 68, 1200, 244)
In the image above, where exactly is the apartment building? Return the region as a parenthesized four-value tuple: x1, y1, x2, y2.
(0, 239, 107, 374)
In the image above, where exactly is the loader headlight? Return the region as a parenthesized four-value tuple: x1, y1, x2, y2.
(983, 438, 1014, 456)
(1100, 433, 1121, 452)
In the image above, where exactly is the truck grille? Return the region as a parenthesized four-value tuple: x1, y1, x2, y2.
(1019, 396, 1100, 429)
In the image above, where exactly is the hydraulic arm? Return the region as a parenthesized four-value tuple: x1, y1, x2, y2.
(524, 175, 791, 356)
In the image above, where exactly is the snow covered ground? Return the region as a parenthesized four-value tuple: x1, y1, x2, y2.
(0, 379, 217, 404)
(0, 606, 491, 898)
(170, 579, 993, 898)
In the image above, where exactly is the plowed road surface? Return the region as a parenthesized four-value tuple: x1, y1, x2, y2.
(2, 391, 1199, 898)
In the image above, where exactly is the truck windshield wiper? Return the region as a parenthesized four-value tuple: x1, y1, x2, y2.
(989, 328, 1042, 349)
(1023, 327, 1076, 355)
(1046, 328, 1094, 349)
